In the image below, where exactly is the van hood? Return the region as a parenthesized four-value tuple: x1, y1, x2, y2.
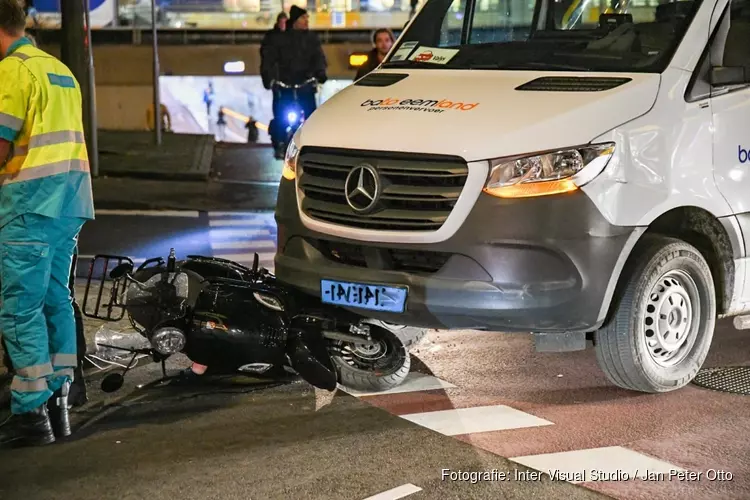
(299, 70, 660, 162)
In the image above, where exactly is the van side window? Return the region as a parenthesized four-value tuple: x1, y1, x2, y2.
(439, 0, 466, 47)
(722, 0, 750, 73)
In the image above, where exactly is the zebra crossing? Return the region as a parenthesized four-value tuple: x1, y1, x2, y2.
(78, 209, 279, 274)
(207, 211, 277, 272)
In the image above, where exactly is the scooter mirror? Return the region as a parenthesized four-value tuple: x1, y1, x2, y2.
(253, 253, 259, 273)
(110, 262, 134, 280)
(101, 373, 125, 393)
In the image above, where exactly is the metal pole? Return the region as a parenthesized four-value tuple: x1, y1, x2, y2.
(61, 0, 98, 177)
(151, 0, 162, 145)
(84, 0, 99, 177)
(113, 0, 120, 27)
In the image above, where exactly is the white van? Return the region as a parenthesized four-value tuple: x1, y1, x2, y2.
(274, 0, 750, 393)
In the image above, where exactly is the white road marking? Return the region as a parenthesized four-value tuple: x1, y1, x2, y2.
(362, 483, 422, 500)
(209, 228, 272, 239)
(210, 240, 276, 250)
(95, 210, 200, 218)
(209, 211, 274, 217)
(208, 219, 273, 227)
(341, 373, 456, 397)
(511, 446, 686, 484)
(400, 405, 553, 436)
(213, 252, 276, 263)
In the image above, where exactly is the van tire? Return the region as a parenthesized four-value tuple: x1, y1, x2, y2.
(364, 320, 428, 350)
(594, 235, 715, 393)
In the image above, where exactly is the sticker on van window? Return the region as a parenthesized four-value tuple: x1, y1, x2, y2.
(390, 41, 419, 62)
(408, 47, 459, 65)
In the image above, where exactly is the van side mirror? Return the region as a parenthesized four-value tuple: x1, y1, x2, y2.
(710, 66, 750, 86)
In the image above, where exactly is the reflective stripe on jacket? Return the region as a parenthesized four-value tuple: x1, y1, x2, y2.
(0, 38, 95, 227)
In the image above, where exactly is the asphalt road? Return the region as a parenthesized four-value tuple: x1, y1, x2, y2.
(5, 209, 747, 500)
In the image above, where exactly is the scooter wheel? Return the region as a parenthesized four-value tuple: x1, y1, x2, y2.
(332, 324, 410, 393)
(364, 320, 427, 350)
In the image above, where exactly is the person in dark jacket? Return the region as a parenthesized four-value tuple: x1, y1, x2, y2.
(260, 12, 287, 90)
(246, 116, 259, 143)
(261, 12, 287, 153)
(264, 5, 327, 157)
(355, 28, 395, 80)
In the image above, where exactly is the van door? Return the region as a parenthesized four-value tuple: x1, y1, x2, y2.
(710, 0, 750, 302)
(711, 0, 750, 214)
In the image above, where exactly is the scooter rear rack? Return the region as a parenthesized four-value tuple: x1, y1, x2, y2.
(82, 254, 133, 322)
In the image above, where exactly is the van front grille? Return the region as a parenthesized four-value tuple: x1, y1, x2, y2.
(298, 147, 468, 232)
(311, 239, 451, 274)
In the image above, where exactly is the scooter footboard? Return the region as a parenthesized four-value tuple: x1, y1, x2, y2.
(82, 254, 133, 321)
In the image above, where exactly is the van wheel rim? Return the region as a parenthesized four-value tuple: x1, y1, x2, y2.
(643, 269, 699, 367)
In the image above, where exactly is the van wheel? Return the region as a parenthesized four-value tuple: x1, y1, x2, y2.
(594, 235, 716, 393)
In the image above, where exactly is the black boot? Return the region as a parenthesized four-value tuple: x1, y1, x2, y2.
(0, 404, 56, 448)
(69, 366, 88, 408)
(47, 380, 72, 438)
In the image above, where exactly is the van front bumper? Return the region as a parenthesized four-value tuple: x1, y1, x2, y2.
(274, 179, 643, 333)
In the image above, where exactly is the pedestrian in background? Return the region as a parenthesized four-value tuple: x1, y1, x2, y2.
(216, 107, 226, 142)
(0, 0, 95, 448)
(203, 81, 215, 116)
(246, 116, 259, 144)
(146, 102, 172, 132)
(260, 11, 287, 154)
(355, 28, 395, 80)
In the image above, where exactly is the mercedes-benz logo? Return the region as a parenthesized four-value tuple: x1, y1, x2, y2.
(344, 164, 381, 213)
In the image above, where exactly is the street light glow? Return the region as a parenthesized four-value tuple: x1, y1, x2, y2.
(224, 61, 246, 74)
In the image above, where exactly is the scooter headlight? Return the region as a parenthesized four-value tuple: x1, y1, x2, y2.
(484, 143, 615, 198)
(151, 327, 186, 355)
(287, 111, 298, 124)
(282, 135, 300, 181)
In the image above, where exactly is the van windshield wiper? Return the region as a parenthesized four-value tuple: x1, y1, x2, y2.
(469, 61, 591, 71)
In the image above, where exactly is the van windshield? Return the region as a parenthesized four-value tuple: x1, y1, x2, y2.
(383, 0, 703, 72)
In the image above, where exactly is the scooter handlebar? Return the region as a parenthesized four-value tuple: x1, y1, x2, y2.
(272, 77, 319, 89)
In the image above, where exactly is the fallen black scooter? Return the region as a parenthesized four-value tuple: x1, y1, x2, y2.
(82, 250, 414, 393)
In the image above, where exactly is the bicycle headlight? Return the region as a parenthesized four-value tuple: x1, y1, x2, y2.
(483, 143, 615, 198)
(282, 135, 300, 181)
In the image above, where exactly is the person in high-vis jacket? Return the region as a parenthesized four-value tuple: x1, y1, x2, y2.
(0, 0, 95, 448)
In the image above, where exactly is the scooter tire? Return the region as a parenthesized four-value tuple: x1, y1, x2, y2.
(332, 325, 410, 393)
(364, 320, 428, 351)
(336, 354, 410, 393)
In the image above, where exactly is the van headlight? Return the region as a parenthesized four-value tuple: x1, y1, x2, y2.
(282, 137, 300, 181)
(483, 143, 615, 198)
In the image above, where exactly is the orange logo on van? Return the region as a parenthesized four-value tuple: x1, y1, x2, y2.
(415, 51, 433, 62)
(361, 98, 479, 112)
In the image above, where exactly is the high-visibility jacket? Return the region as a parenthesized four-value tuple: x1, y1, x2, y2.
(0, 37, 94, 227)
